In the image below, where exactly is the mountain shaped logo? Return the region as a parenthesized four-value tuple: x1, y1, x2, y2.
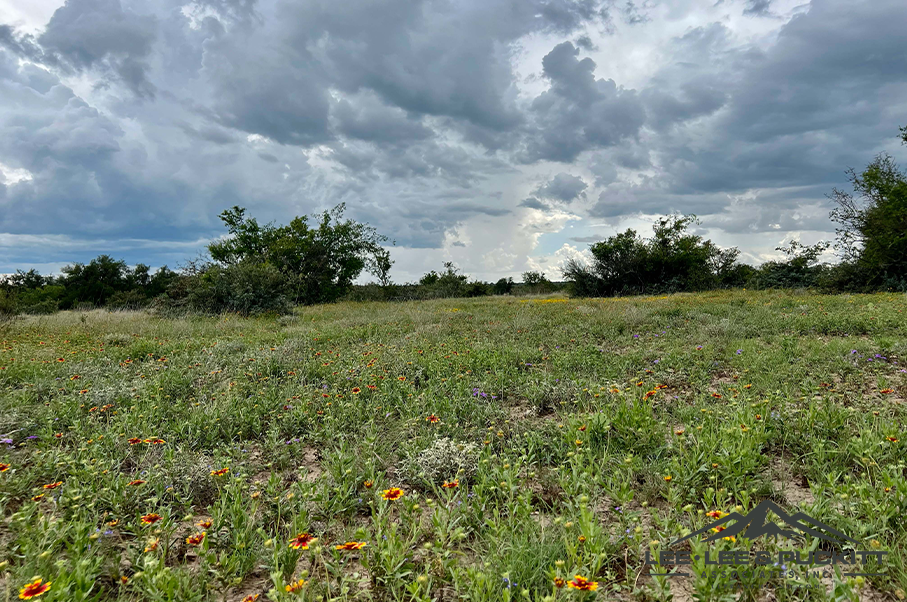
(671, 500, 859, 546)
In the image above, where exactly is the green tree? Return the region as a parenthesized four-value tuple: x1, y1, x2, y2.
(59, 255, 131, 309)
(208, 204, 393, 305)
(564, 214, 737, 296)
(829, 150, 907, 288)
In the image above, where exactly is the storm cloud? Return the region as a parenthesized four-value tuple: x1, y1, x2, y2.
(1, 0, 905, 280)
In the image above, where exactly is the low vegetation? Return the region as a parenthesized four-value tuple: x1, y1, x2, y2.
(1, 289, 905, 601)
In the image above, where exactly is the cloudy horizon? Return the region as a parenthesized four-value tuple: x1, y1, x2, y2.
(1, 0, 905, 283)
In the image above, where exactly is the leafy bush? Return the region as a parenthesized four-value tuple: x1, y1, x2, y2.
(0, 289, 17, 321)
(493, 277, 514, 295)
(748, 241, 831, 290)
(183, 260, 292, 315)
(208, 204, 392, 305)
(398, 437, 480, 487)
(564, 214, 734, 297)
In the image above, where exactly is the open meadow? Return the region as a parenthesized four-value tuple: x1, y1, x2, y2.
(1, 290, 906, 602)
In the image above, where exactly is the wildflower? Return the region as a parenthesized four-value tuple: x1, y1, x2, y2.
(887, 436, 899, 443)
(663, 476, 672, 482)
(695, 345, 703, 350)
(32, 494, 44, 502)
(144, 438, 165, 445)
(736, 349, 743, 355)
(242, 596, 260, 602)
(442, 479, 459, 488)
(578, 535, 587, 543)
(382, 487, 405, 501)
(289, 533, 317, 550)
(398, 376, 406, 381)
(706, 510, 725, 519)
(127, 437, 142, 445)
(144, 538, 159, 552)
(578, 425, 586, 431)
(141, 513, 162, 525)
(335, 541, 367, 551)
(426, 414, 440, 424)
(711, 393, 722, 398)
(286, 579, 306, 593)
(554, 577, 566, 588)
(186, 532, 206, 546)
(197, 519, 212, 529)
(210, 467, 230, 476)
(674, 429, 685, 436)
(18, 578, 51, 599)
(42, 481, 62, 490)
(567, 575, 598, 591)
(363, 480, 373, 488)
(881, 389, 895, 394)
(0, 462, 10, 472)
(127, 479, 146, 486)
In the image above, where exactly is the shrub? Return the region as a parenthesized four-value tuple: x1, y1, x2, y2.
(493, 277, 514, 295)
(184, 260, 292, 315)
(0, 289, 17, 321)
(398, 437, 480, 487)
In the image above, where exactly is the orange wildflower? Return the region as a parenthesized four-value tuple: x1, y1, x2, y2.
(285, 579, 306, 593)
(210, 467, 229, 476)
(186, 532, 206, 546)
(568, 575, 598, 591)
(288, 533, 317, 550)
(0, 462, 10, 472)
(127, 479, 146, 486)
(42, 481, 62, 490)
(141, 513, 162, 525)
(442, 479, 459, 488)
(18, 578, 51, 599)
(382, 487, 404, 501)
(335, 541, 367, 551)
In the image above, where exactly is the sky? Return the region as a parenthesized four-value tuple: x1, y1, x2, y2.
(1, 0, 906, 282)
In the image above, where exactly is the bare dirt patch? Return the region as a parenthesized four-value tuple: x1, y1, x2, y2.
(769, 458, 814, 507)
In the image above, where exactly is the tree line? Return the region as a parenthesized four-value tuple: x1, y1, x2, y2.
(1, 127, 905, 317)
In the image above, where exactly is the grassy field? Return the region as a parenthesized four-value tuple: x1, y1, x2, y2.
(1, 290, 906, 602)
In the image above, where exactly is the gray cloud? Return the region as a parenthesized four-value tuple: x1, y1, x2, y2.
(519, 41, 646, 163)
(38, 0, 158, 97)
(519, 197, 549, 210)
(534, 172, 588, 202)
(743, 0, 773, 16)
(1, 0, 906, 278)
